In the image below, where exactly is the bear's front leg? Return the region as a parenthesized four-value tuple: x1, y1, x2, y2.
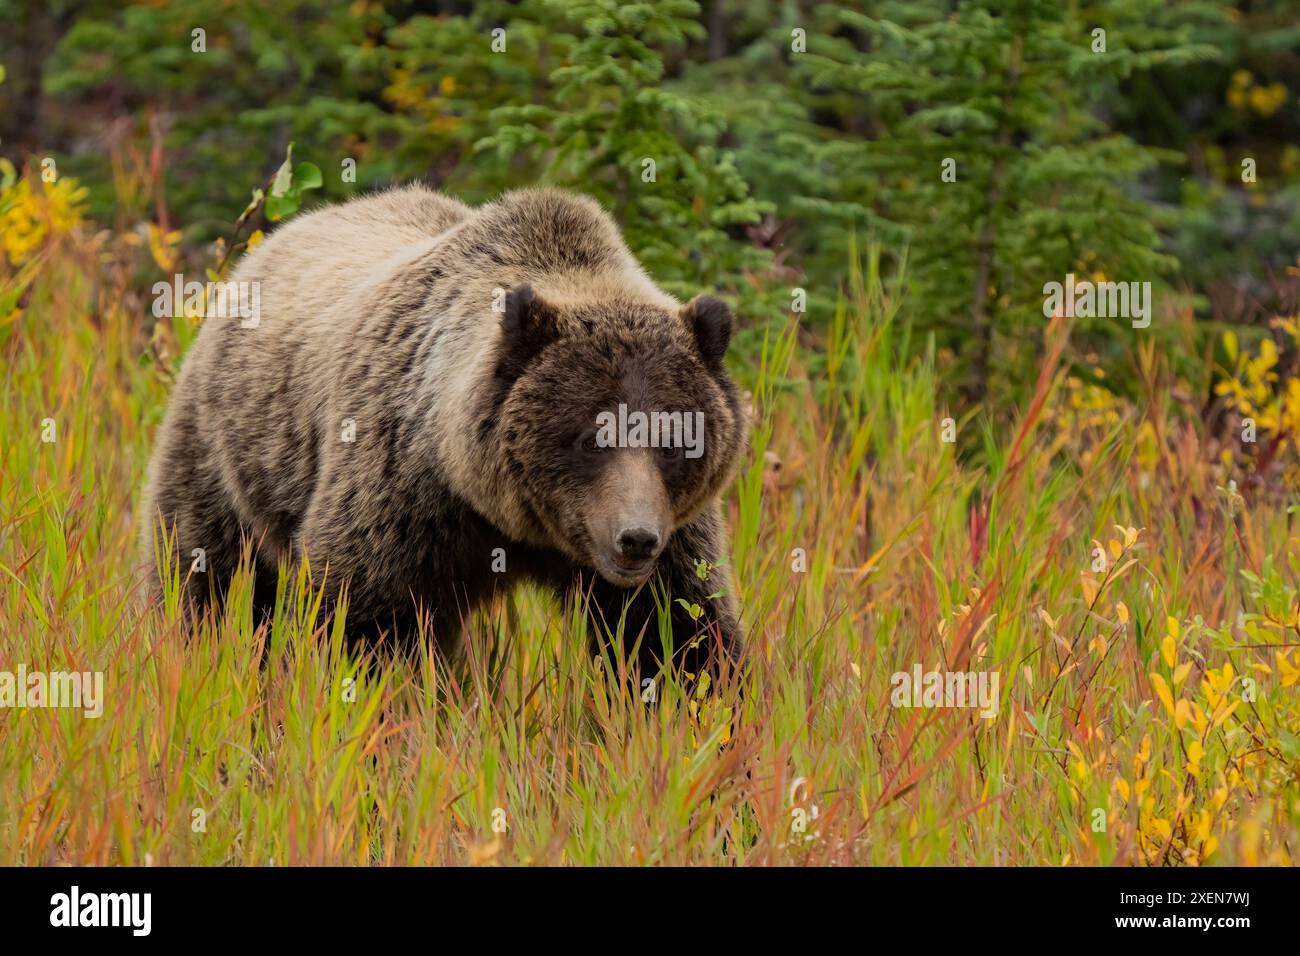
(580, 503, 741, 688)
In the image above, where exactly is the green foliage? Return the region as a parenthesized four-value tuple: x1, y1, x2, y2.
(3, 0, 1297, 413)
(789, 0, 1217, 403)
(262, 144, 323, 222)
(40, 0, 396, 226)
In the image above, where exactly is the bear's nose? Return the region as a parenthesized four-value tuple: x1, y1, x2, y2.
(616, 527, 660, 561)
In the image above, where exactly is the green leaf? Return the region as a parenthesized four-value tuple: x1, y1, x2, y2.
(293, 162, 323, 192)
(264, 193, 299, 222)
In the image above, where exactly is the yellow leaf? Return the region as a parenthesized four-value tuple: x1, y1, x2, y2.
(1212, 699, 1241, 730)
(1191, 702, 1208, 737)
(1161, 633, 1176, 669)
(1081, 572, 1099, 607)
(1195, 810, 1213, 842)
(1277, 650, 1300, 687)
(1187, 739, 1204, 777)
(1149, 673, 1175, 716)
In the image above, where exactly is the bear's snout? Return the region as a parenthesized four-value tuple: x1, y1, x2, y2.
(616, 527, 659, 561)
(586, 450, 670, 586)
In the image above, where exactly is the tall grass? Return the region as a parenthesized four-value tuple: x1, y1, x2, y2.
(1, 200, 1297, 866)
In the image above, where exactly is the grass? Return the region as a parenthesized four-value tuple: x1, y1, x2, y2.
(2, 196, 1298, 866)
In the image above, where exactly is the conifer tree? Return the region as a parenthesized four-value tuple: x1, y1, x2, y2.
(799, 0, 1217, 402)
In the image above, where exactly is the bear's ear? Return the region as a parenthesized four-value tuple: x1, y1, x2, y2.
(499, 284, 559, 377)
(682, 294, 733, 373)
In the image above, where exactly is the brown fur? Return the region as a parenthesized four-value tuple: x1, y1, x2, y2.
(139, 185, 748, 677)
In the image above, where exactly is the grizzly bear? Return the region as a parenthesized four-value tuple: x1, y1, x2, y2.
(139, 185, 748, 678)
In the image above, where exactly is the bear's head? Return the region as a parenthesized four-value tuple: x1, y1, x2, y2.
(493, 284, 747, 587)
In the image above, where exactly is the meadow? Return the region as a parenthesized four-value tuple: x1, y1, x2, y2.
(2, 175, 1297, 866)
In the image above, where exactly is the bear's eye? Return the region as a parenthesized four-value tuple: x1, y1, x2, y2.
(658, 444, 680, 461)
(579, 432, 601, 452)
